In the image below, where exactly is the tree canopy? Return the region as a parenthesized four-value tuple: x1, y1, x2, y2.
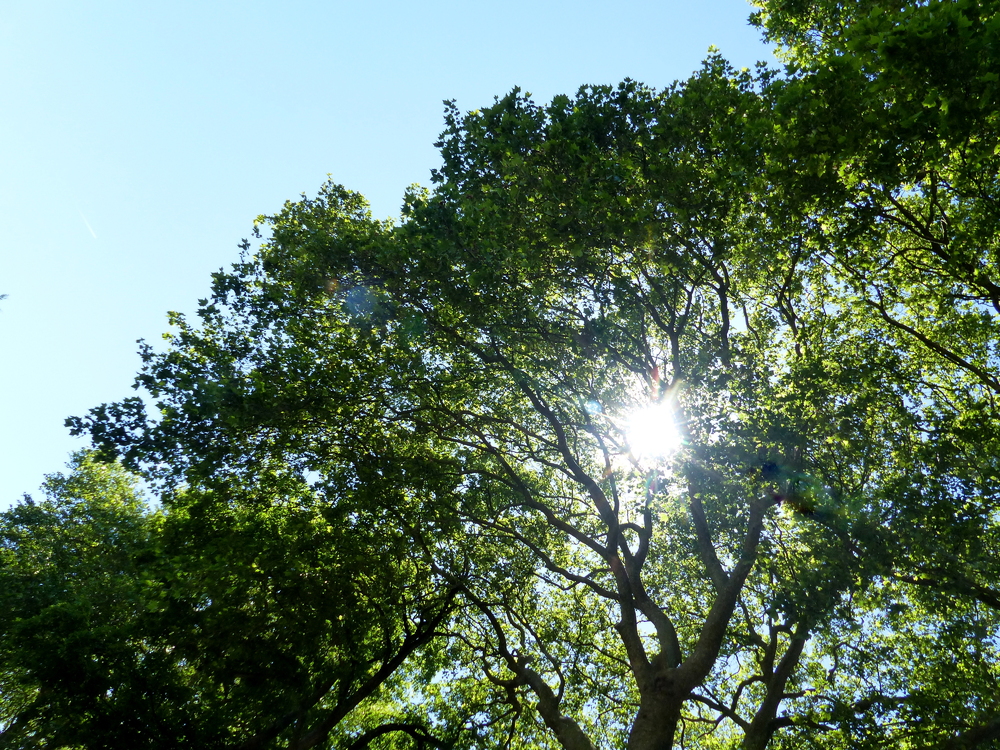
(5, 0, 1000, 748)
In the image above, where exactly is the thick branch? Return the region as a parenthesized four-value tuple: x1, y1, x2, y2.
(275, 596, 455, 750)
(868, 294, 1000, 393)
(345, 722, 450, 750)
(678, 494, 770, 689)
(688, 489, 730, 593)
(445, 573, 597, 750)
(740, 630, 808, 750)
(895, 570, 1000, 610)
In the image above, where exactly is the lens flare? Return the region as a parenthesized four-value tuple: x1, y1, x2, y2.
(625, 400, 682, 461)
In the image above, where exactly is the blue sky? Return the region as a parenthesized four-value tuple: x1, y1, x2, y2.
(0, 0, 775, 507)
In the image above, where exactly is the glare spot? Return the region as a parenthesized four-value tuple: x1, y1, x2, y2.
(345, 286, 374, 316)
(625, 400, 682, 461)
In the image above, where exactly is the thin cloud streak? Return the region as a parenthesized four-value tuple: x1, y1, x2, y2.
(79, 210, 97, 239)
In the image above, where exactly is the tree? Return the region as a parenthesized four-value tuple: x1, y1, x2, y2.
(44, 0, 1000, 747)
(0, 453, 157, 747)
(1, 450, 460, 749)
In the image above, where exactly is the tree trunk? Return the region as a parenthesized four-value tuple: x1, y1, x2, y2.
(627, 687, 682, 750)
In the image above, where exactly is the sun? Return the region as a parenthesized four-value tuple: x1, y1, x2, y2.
(625, 400, 682, 462)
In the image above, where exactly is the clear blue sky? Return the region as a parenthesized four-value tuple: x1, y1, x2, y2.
(0, 0, 775, 508)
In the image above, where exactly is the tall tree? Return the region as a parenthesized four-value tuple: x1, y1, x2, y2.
(1, 448, 461, 748)
(52, 0, 1000, 747)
